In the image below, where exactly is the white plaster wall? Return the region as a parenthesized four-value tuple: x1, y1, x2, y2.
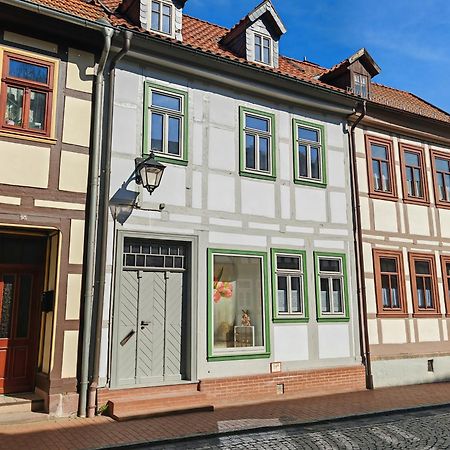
(318, 324, 350, 359)
(273, 325, 309, 361)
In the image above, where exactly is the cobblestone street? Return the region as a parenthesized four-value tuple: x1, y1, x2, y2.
(143, 406, 450, 450)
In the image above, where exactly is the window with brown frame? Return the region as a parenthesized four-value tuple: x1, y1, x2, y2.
(0, 52, 54, 137)
(441, 255, 450, 315)
(399, 144, 429, 205)
(431, 150, 450, 209)
(373, 249, 407, 317)
(409, 253, 440, 317)
(365, 135, 397, 200)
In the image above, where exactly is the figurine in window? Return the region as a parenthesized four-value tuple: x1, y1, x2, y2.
(241, 309, 251, 327)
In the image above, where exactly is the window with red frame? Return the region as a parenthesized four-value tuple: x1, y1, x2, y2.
(409, 253, 440, 316)
(1, 52, 54, 136)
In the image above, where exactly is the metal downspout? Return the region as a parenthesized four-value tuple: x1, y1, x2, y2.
(87, 30, 133, 418)
(78, 26, 114, 418)
(347, 101, 373, 389)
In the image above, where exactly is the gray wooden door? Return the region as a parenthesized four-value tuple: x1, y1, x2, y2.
(117, 270, 184, 387)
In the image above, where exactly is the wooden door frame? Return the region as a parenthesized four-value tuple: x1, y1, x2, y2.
(110, 231, 198, 389)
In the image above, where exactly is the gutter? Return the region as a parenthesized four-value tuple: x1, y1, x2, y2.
(2, 0, 112, 31)
(87, 30, 133, 418)
(78, 26, 114, 418)
(347, 101, 373, 390)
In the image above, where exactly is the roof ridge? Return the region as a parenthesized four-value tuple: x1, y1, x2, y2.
(183, 14, 229, 31)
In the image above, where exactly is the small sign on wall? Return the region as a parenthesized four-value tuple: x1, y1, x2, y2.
(270, 361, 282, 373)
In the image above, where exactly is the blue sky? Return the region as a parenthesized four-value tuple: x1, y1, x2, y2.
(185, 0, 450, 113)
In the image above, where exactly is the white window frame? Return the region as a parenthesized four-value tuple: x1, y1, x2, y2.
(150, 0, 174, 36)
(254, 33, 272, 66)
(295, 123, 323, 183)
(317, 256, 346, 317)
(272, 251, 307, 320)
(354, 73, 368, 98)
(147, 85, 185, 160)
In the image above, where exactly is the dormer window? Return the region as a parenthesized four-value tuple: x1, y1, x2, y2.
(151, 0, 172, 35)
(354, 73, 368, 98)
(255, 34, 272, 65)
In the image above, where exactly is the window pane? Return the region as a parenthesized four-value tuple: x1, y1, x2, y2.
(168, 116, 181, 155)
(16, 275, 32, 338)
(332, 278, 343, 313)
(415, 260, 430, 275)
(9, 59, 48, 84)
(405, 152, 419, 166)
(29, 91, 46, 130)
(391, 275, 399, 308)
(381, 274, 390, 307)
(381, 162, 391, 191)
(406, 167, 414, 196)
(151, 11, 160, 30)
(319, 258, 341, 273)
(277, 256, 300, 271)
(436, 158, 450, 172)
(5, 86, 24, 126)
(298, 144, 308, 177)
(372, 160, 381, 190)
(213, 255, 264, 350)
(263, 43, 270, 64)
(425, 278, 434, 308)
(290, 277, 302, 313)
(0, 275, 15, 339)
(246, 115, 269, 132)
(151, 113, 163, 152)
(320, 278, 330, 312)
(413, 168, 423, 197)
(446, 174, 450, 201)
(245, 134, 256, 169)
(277, 275, 288, 313)
(259, 137, 269, 172)
(417, 277, 425, 308)
(380, 258, 397, 273)
(152, 92, 181, 111)
(255, 35, 262, 61)
(151, 1, 160, 12)
(446, 263, 450, 277)
(162, 5, 171, 33)
(371, 144, 388, 160)
(310, 147, 320, 179)
(438, 173, 446, 200)
(298, 127, 319, 142)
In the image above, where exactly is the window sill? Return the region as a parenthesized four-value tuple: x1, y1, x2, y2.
(412, 312, 442, 318)
(294, 178, 327, 189)
(435, 201, 450, 210)
(207, 351, 270, 362)
(317, 317, 350, 323)
(402, 197, 430, 207)
(273, 317, 309, 324)
(150, 154, 188, 167)
(240, 170, 276, 182)
(0, 129, 56, 145)
(376, 312, 409, 318)
(368, 192, 398, 202)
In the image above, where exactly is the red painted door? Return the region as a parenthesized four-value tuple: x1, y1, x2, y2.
(0, 268, 42, 394)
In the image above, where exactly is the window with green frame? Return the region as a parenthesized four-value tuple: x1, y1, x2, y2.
(314, 252, 349, 322)
(143, 81, 189, 166)
(207, 248, 271, 361)
(292, 119, 327, 187)
(239, 106, 276, 180)
(271, 249, 309, 323)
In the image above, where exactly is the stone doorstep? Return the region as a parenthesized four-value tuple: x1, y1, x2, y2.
(0, 392, 45, 414)
(107, 391, 214, 421)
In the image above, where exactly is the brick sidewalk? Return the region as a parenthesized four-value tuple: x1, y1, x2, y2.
(2, 382, 450, 450)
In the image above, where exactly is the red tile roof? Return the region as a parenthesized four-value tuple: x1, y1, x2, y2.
(21, 0, 450, 123)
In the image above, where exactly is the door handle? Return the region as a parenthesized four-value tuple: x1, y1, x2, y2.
(140, 321, 150, 330)
(120, 329, 135, 346)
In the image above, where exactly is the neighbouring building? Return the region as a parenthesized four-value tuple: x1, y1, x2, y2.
(319, 49, 450, 387)
(0, 1, 107, 415)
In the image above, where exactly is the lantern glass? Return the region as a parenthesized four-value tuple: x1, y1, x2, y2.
(136, 154, 165, 193)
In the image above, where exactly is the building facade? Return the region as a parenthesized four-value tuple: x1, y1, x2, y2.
(95, 1, 367, 417)
(0, 3, 105, 415)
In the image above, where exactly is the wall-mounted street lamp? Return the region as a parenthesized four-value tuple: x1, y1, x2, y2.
(135, 152, 166, 194)
(109, 152, 166, 224)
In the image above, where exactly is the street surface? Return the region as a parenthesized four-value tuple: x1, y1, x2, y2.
(132, 406, 450, 449)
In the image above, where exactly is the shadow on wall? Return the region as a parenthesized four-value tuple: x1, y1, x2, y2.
(109, 186, 139, 225)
